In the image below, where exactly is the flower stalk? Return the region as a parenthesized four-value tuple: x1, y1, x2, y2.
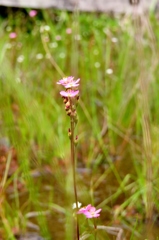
(57, 76, 80, 240)
(70, 112, 79, 239)
(78, 204, 101, 240)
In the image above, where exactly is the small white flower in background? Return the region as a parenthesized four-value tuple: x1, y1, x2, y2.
(111, 37, 118, 43)
(106, 68, 113, 75)
(36, 53, 43, 60)
(44, 25, 50, 32)
(39, 27, 50, 39)
(94, 62, 101, 68)
(5, 43, 12, 49)
(103, 28, 110, 35)
(6, 26, 12, 32)
(59, 52, 66, 59)
(49, 42, 58, 48)
(17, 55, 24, 63)
(72, 202, 82, 209)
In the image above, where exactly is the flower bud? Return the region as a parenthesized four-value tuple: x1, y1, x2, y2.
(71, 111, 77, 119)
(72, 104, 76, 111)
(74, 135, 78, 145)
(68, 128, 72, 138)
(74, 116, 78, 124)
(63, 97, 68, 104)
(65, 101, 70, 108)
(66, 109, 71, 116)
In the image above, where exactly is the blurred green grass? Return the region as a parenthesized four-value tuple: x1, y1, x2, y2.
(0, 8, 159, 239)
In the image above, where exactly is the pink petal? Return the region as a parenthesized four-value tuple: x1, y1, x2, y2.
(95, 209, 102, 214)
(84, 204, 92, 211)
(85, 213, 93, 218)
(60, 91, 68, 97)
(57, 77, 80, 88)
(60, 90, 79, 98)
(85, 212, 101, 218)
(64, 82, 79, 88)
(75, 78, 80, 84)
(78, 204, 92, 214)
(89, 207, 96, 212)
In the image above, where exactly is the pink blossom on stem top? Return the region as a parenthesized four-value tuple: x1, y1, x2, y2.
(57, 76, 80, 88)
(78, 204, 101, 218)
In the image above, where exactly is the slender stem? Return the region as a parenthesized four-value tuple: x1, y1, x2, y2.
(70, 111, 79, 240)
(93, 218, 97, 240)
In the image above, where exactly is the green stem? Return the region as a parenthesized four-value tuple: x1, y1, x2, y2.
(70, 115, 79, 240)
(93, 218, 97, 240)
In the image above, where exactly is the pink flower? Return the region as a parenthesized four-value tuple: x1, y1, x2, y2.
(29, 10, 37, 18)
(78, 204, 92, 214)
(9, 32, 17, 39)
(84, 207, 101, 218)
(64, 81, 79, 89)
(57, 76, 74, 85)
(66, 28, 72, 34)
(78, 204, 101, 218)
(60, 89, 79, 98)
(57, 76, 80, 88)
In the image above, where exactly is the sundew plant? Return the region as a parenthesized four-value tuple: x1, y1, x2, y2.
(57, 76, 80, 239)
(0, 5, 159, 240)
(57, 76, 123, 240)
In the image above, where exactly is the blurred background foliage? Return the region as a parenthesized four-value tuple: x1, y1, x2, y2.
(0, 6, 159, 239)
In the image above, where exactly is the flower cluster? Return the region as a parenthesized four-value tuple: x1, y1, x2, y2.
(57, 76, 80, 118)
(78, 204, 101, 219)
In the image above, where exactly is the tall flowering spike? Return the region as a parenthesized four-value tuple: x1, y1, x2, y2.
(78, 204, 102, 219)
(57, 76, 80, 119)
(57, 76, 80, 118)
(57, 76, 80, 240)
